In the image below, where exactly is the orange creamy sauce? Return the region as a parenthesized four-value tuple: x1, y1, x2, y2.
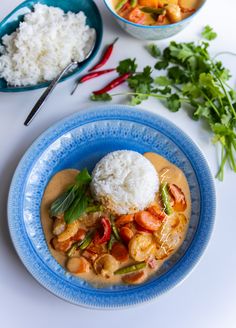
(113, 0, 201, 26)
(41, 153, 191, 287)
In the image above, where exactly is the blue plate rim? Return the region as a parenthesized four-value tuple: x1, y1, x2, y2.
(7, 105, 216, 308)
(0, 0, 103, 93)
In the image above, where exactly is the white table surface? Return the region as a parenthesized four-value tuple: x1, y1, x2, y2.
(0, 0, 236, 326)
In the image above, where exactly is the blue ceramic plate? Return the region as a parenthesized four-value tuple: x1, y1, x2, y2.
(8, 106, 216, 308)
(0, 0, 102, 92)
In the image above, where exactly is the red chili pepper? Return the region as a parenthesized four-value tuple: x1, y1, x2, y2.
(71, 68, 116, 95)
(93, 217, 111, 244)
(93, 72, 131, 95)
(89, 37, 119, 72)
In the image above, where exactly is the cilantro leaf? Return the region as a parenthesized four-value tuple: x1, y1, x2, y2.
(201, 25, 217, 41)
(166, 94, 181, 112)
(155, 60, 169, 70)
(168, 66, 189, 84)
(193, 105, 211, 121)
(182, 83, 201, 98)
(128, 66, 153, 106)
(199, 73, 224, 99)
(169, 42, 196, 62)
(154, 76, 172, 86)
(146, 44, 161, 58)
(152, 86, 172, 95)
(128, 66, 153, 93)
(90, 93, 112, 101)
(117, 58, 137, 75)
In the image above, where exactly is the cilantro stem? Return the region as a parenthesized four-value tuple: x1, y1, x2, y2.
(227, 142, 236, 171)
(216, 145, 228, 180)
(111, 92, 190, 103)
(232, 139, 236, 151)
(208, 58, 236, 119)
(216, 77, 236, 119)
(202, 92, 221, 117)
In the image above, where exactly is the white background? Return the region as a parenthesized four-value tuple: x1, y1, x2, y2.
(0, 0, 236, 327)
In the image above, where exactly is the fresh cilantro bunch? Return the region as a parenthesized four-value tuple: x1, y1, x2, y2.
(90, 27, 236, 180)
(153, 38, 236, 180)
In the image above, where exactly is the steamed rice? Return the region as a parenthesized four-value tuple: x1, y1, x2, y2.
(0, 4, 95, 86)
(90, 150, 159, 215)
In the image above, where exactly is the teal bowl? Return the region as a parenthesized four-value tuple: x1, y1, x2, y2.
(0, 0, 103, 92)
(103, 0, 206, 40)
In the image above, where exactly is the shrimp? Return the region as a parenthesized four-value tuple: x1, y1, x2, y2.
(122, 270, 147, 284)
(66, 257, 90, 274)
(127, 8, 145, 24)
(50, 237, 72, 252)
(52, 217, 66, 236)
(154, 213, 187, 259)
(94, 254, 119, 278)
(173, 213, 188, 233)
(115, 214, 134, 227)
(166, 4, 182, 23)
(129, 233, 156, 261)
(71, 228, 87, 242)
(57, 220, 80, 242)
(120, 226, 134, 243)
(168, 184, 187, 212)
(147, 205, 166, 221)
(111, 242, 129, 262)
(134, 211, 162, 231)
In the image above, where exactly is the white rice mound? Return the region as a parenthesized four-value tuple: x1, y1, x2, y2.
(90, 150, 159, 215)
(0, 4, 95, 86)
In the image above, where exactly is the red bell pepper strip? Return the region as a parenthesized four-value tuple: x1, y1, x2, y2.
(71, 68, 116, 95)
(93, 72, 131, 95)
(89, 37, 119, 72)
(93, 217, 112, 244)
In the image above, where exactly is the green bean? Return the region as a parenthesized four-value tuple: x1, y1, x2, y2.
(130, 0, 138, 7)
(67, 238, 87, 257)
(108, 234, 116, 251)
(115, 0, 128, 11)
(79, 231, 93, 250)
(67, 242, 79, 257)
(110, 215, 121, 241)
(112, 223, 121, 240)
(160, 182, 173, 215)
(114, 262, 146, 275)
(140, 7, 165, 14)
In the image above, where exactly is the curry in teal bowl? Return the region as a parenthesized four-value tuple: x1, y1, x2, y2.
(103, 0, 206, 40)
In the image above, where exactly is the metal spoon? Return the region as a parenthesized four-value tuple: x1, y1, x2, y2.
(24, 34, 96, 126)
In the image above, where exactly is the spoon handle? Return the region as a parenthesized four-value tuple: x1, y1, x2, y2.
(24, 61, 78, 126)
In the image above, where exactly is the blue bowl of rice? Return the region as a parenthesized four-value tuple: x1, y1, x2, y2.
(0, 0, 103, 92)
